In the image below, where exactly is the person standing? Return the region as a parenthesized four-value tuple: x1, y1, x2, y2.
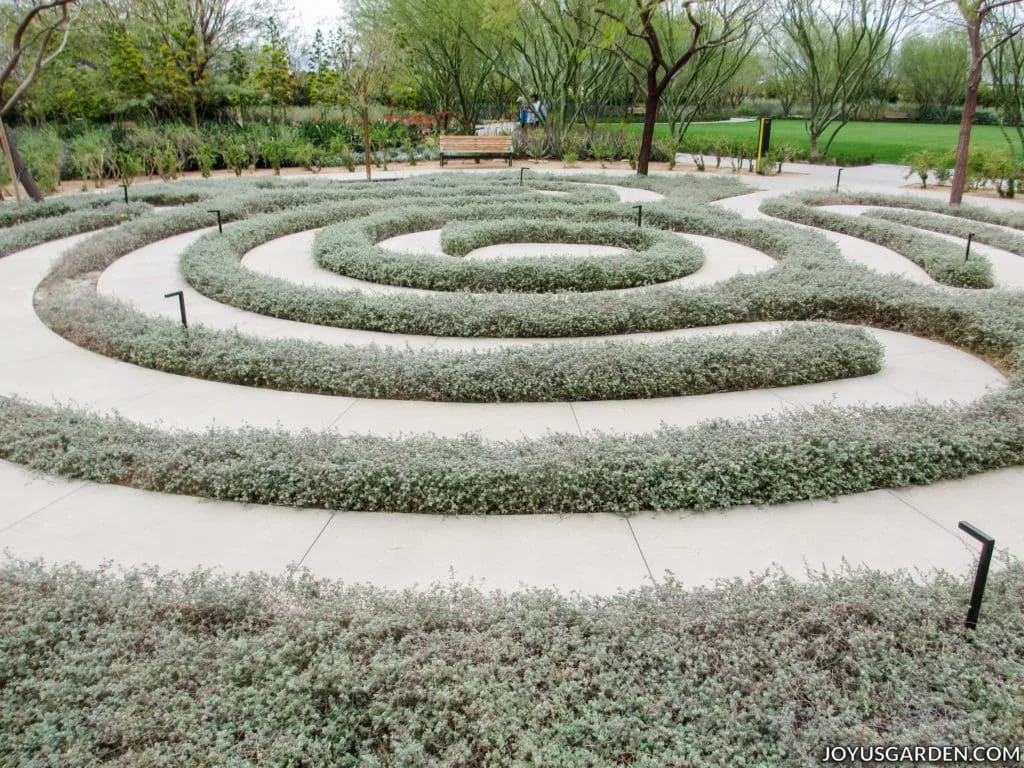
(517, 96, 530, 128)
(529, 94, 547, 126)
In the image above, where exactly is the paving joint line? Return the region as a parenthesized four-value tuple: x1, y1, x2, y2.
(885, 490, 977, 555)
(567, 403, 584, 436)
(289, 512, 336, 575)
(327, 399, 362, 429)
(626, 518, 657, 586)
(0, 483, 88, 536)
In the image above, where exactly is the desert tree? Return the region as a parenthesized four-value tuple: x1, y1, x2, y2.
(771, 0, 905, 160)
(469, 0, 626, 135)
(352, 0, 499, 132)
(589, 0, 766, 175)
(333, 27, 403, 180)
(918, 0, 1024, 203)
(0, 0, 81, 201)
(660, 38, 761, 143)
(988, 6, 1024, 161)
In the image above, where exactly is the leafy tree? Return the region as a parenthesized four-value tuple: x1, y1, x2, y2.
(661, 37, 761, 142)
(308, 28, 338, 118)
(352, 0, 497, 131)
(771, 0, 905, 159)
(254, 16, 292, 121)
(477, 0, 625, 134)
(924, 0, 1024, 203)
(0, 0, 82, 201)
(988, 11, 1024, 160)
(591, 0, 766, 175)
(896, 31, 969, 122)
(333, 28, 404, 180)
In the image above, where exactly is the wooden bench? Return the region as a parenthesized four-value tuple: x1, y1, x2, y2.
(439, 135, 513, 167)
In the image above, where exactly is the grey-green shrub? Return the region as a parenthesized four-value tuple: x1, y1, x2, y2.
(761, 193, 994, 289)
(316, 216, 704, 293)
(1, 557, 1022, 766)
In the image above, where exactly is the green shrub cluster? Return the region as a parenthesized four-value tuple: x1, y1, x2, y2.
(1, 558, 1022, 765)
(316, 216, 704, 293)
(761, 194, 994, 289)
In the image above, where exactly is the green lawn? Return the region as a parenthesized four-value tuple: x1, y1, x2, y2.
(632, 119, 1017, 164)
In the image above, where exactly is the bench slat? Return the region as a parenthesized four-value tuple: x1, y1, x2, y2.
(439, 135, 513, 167)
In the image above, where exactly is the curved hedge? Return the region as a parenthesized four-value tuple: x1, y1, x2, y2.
(19, 173, 1024, 514)
(761, 193, 994, 289)
(315, 216, 703, 293)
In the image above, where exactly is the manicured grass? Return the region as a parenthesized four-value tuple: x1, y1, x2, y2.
(633, 119, 1016, 164)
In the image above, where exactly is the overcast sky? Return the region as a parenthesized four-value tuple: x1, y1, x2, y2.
(289, 0, 346, 38)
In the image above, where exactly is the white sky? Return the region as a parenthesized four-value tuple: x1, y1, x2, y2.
(289, 0, 346, 38)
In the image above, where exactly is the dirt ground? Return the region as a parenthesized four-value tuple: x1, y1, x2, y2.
(15, 156, 791, 201)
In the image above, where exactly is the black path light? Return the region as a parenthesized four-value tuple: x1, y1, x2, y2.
(958, 521, 995, 630)
(633, 204, 643, 228)
(164, 290, 188, 328)
(835, 168, 843, 191)
(520, 167, 528, 186)
(208, 209, 223, 234)
(965, 232, 975, 261)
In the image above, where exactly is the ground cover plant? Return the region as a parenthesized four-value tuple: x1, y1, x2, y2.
(8, 172, 1024, 514)
(1, 558, 1022, 766)
(316, 217, 704, 293)
(760, 193, 994, 289)
(864, 207, 1024, 256)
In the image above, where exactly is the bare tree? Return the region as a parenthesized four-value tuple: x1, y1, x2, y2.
(589, 0, 765, 175)
(0, 0, 80, 201)
(771, 0, 905, 160)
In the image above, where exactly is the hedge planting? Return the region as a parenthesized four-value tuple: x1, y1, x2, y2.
(2, 557, 1021, 766)
(315, 216, 704, 293)
(0, 202, 151, 259)
(1, 389, 1022, 515)
(761, 193, 994, 289)
(19, 174, 1024, 513)
(36, 299, 882, 401)
(864, 206, 1024, 257)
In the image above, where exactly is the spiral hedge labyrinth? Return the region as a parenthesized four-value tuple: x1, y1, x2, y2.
(0, 171, 1020, 515)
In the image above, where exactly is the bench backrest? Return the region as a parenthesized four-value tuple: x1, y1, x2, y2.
(439, 135, 513, 152)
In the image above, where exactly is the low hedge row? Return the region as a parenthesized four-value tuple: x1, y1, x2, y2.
(1, 390, 1022, 514)
(315, 216, 704, 293)
(3, 557, 1021, 765)
(25, 174, 1024, 514)
(864, 207, 1024, 257)
(794, 189, 1024, 230)
(760, 194, 994, 289)
(0, 202, 151, 258)
(38, 297, 882, 401)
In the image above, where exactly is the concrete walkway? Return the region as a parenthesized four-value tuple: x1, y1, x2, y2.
(1, 168, 1022, 593)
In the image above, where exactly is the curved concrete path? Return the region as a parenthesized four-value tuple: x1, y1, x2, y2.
(819, 204, 1024, 290)
(716, 192, 937, 285)
(240, 229, 776, 297)
(1, 168, 1021, 595)
(81, 229, 1006, 440)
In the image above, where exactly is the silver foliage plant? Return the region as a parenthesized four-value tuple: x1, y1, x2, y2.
(10, 171, 1024, 513)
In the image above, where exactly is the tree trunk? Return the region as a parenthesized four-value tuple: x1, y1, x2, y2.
(636, 73, 660, 176)
(2, 122, 43, 202)
(950, 22, 983, 205)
